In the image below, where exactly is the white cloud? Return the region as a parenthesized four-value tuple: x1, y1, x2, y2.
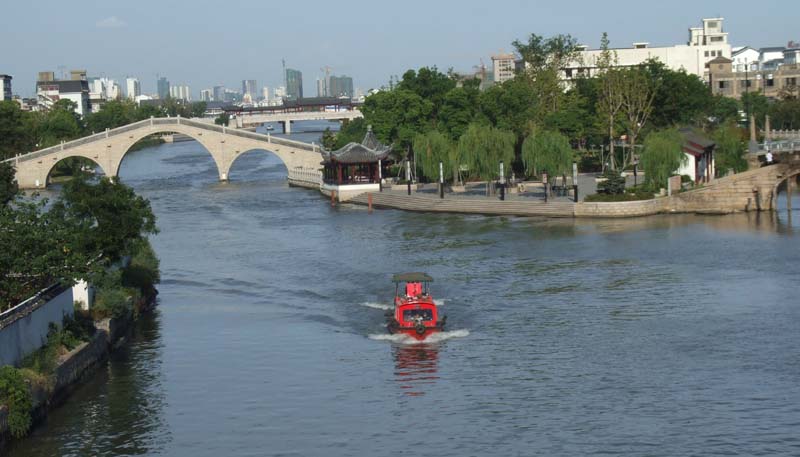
(96, 16, 126, 28)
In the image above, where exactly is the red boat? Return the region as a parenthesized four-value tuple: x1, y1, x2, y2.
(386, 273, 446, 340)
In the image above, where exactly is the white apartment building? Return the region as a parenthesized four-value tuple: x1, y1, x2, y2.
(491, 53, 516, 84)
(200, 89, 212, 102)
(169, 85, 191, 101)
(565, 18, 732, 81)
(126, 78, 141, 100)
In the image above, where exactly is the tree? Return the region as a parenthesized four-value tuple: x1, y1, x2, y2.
(214, 112, 230, 126)
(712, 121, 747, 176)
(595, 33, 625, 171)
(709, 95, 740, 126)
(361, 89, 433, 151)
(334, 118, 368, 149)
(521, 129, 573, 178)
(639, 128, 685, 189)
(439, 86, 479, 140)
(513, 33, 581, 114)
(478, 78, 538, 142)
(740, 93, 770, 130)
(457, 123, 515, 189)
(769, 97, 800, 130)
(412, 130, 454, 182)
(642, 59, 712, 128)
(321, 128, 337, 150)
(85, 99, 138, 132)
(0, 101, 38, 160)
(619, 66, 657, 169)
(396, 67, 456, 123)
(49, 177, 158, 266)
(0, 161, 18, 205)
(38, 99, 84, 147)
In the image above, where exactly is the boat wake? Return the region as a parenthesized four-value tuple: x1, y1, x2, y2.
(361, 299, 446, 311)
(369, 329, 469, 345)
(361, 302, 393, 311)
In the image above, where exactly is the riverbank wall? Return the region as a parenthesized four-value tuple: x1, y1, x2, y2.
(0, 282, 93, 367)
(0, 304, 153, 449)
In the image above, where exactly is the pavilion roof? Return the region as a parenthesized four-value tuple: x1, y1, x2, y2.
(321, 125, 391, 164)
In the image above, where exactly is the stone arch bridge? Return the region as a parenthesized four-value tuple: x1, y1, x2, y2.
(4, 117, 324, 189)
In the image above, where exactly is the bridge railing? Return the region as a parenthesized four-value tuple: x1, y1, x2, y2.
(764, 140, 800, 152)
(287, 167, 322, 186)
(5, 117, 322, 165)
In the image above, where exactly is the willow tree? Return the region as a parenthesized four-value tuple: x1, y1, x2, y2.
(521, 128, 573, 178)
(412, 130, 454, 183)
(640, 129, 685, 189)
(457, 123, 515, 192)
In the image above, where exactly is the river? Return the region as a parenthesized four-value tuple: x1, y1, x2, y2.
(7, 121, 800, 456)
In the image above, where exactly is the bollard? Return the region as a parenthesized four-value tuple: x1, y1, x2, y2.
(331, 190, 336, 207)
(499, 182, 505, 201)
(573, 184, 579, 202)
(368, 194, 373, 213)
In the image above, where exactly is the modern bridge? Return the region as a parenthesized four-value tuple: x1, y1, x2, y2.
(4, 117, 324, 189)
(229, 109, 362, 131)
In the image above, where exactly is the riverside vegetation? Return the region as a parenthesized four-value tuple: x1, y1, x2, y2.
(0, 168, 159, 439)
(323, 32, 799, 197)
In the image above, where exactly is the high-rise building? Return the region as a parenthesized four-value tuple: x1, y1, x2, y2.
(316, 78, 326, 97)
(261, 86, 270, 102)
(126, 78, 141, 100)
(1, 74, 11, 101)
(242, 79, 257, 98)
(328, 75, 354, 98)
(200, 89, 212, 102)
(212, 85, 225, 102)
(285, 68, 303, 100)
(169, 84, 191, 101)
(157, 77, 170, 99)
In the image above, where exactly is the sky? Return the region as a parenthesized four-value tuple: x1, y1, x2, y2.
(2, 0, 798, 98)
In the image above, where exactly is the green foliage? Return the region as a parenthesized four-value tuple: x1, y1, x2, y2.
(709, 95, 740, 125)
(50, 177, 158, 265)
(640, 128, 686, 189)
(1, 160, 19, 205)
(0, 366, 32, 438)
(396, 67, 456, 121)
(769, 97, 800, 130)
(334, 118, 368, 149)
(740, 93, 770, 129)
(597, 170, 626, 195)
(712, 121, 747, 176)
(584, 190, 653, 202)
(361, 89, 433, 149)
(91, 268, 130, 319)
(214, 112, 230, 126)
(412, 130, 454, 182)
(439, 86, 479, 140)
(321, 128, 336, 150)
(521, 129, 573, 177)
(457, 123, 515, 181)
(643, 60, 712, 128)
(477, 78, 538, 140)
(0, 100, 39, 160)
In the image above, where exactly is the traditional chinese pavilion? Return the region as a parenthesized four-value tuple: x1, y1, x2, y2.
(321, 126, 392, 201)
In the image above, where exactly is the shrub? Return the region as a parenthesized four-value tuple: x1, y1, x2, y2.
(597, 170, 626, 195)
(0, 366, 32, 438)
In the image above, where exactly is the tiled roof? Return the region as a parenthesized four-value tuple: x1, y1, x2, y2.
(322, 125, 391, 164)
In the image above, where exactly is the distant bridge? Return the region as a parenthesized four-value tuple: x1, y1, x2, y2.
(229, 110, 362, 131)
(5, 117, 324, 189)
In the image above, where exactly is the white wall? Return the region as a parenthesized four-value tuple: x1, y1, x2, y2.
(0, 286, 75, 367)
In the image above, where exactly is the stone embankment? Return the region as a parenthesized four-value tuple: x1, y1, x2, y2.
(345, 162, 799, 218)
(0, 308, 147, 448)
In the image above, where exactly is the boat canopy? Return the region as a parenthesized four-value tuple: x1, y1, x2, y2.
(392, 272, 434, 283)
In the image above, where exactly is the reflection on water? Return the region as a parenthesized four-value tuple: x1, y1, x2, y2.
(393, 344, 440, 396)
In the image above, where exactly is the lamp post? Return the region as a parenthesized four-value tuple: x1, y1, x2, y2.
(439, 161, 444, 199)
(406, 160, 411, 196)
(499, 161, 505, 201)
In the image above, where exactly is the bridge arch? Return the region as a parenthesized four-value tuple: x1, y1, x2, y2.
(226, 147, 288, 181)
(772, 169, 799, 211)
(44, 154, 107, 186)
(111, 124, 229, 181)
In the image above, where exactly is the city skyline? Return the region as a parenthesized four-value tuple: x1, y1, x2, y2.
(2, 0, 799, 97)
